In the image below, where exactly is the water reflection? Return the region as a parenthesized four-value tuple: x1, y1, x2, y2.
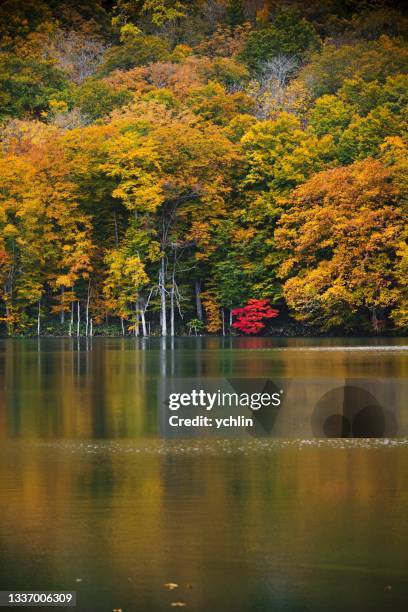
(0, 338, 407, 611)
(0, 338, 406, 439)
(0, 441, 407, 611)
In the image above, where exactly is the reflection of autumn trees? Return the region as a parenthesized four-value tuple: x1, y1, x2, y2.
(0, 339, 406, 440)
(0, 441, 407, 606)
(0, 340, 152, 439)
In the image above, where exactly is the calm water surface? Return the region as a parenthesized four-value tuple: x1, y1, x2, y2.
(0, 337, 407, 611)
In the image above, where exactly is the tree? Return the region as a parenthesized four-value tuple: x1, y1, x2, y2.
(100, 104, 242, 335)
(187, 81, 254, 124)
(114, 0, 189, 27)
(298, 36, 408, 99)
(73, 77, 133, 120)
(48, 29, 107, 84)
(275, 158, 407, 331)
(99, 25, 170, 75)
(240, 8, 321, 71)
(232, 298, 278, 334)
(0, 50, 69, 119)
(226, 0, 246, 27)
(103, 247, 149, 334)
(246, 55, 299, 119)
(142, 0, 188, 26)
(0, 0, 52, 44)
(309, 94, 355, 143)
(338, 105, 404, 163)
(1, 0, 407, 337)
(0, 133, 93, 333)
(339, 73, 408, 118)
(241, 112, 335, 208)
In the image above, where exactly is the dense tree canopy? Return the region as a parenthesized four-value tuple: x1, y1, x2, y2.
(0, 0, 407, 335)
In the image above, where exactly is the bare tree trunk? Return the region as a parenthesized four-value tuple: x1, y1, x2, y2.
(160, 257, 167, 337)
(170, 262, 176, 337)
(140, 288, 153, 337)
(135, 299, 140, 336)
(141, 302, 147, 337)
(60, 287, 65, 324)
(371, 306, 379, 332)
(229, 308, 233, 332)
(121, 317, 125, 336)
(69, 299, 73, 336)
(195, 280, 203, 320)
(141, 311, 147, 336)
(170, 288, 175, 336)
(85, 281, 90, 337)
(37, 299, 41, 337)
(221, 308, 225, 336)
(90, 317, 93, 337)
(77, 301, 80, 337)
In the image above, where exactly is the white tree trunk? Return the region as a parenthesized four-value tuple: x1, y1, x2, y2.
(69, 299, 73, 336)
(141, 308, 147, 337)
(160, 257, 167, 337)
(77, 301, 80, 337)
(85, 282, 90, 337)
(37, 299, 41, 337)
(135, 299, 140, 336)
(170, 268, 175, 337)
(60, 287, 65, 324)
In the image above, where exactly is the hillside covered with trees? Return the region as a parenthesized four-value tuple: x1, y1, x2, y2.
(0, 0, 407, 336)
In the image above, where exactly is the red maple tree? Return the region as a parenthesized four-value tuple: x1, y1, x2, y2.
(232, 299, 279, 335)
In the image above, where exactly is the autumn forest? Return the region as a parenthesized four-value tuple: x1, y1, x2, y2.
(0, 0, 407, 336)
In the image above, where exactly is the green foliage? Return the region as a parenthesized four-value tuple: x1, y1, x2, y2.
(338, 105, 405, 162)
(205, 57, 249, 89)
(114, 0, 188, 27)
(241, 8, 321, 71)
(339, 73, 408, 116)
(0, 51, 68, 118)
(299, 36, 408, 98)
(309, 94, 356, 142)
(74, 77, 133, 120)
(187, 81, 254, 124)
(226, 0, 246, 27)
(99, 30, 170, 75)
(242, 113, 335, 202)
(142, 0, 188, 26)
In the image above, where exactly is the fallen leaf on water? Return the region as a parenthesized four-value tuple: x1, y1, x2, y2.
(164, 583, 179, 590)
(75, 578, 82, 583)
(170, 603, 186, 608)
(113, 609, 122, 612)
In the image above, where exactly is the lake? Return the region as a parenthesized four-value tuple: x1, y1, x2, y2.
(0, 337, 407, 611)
